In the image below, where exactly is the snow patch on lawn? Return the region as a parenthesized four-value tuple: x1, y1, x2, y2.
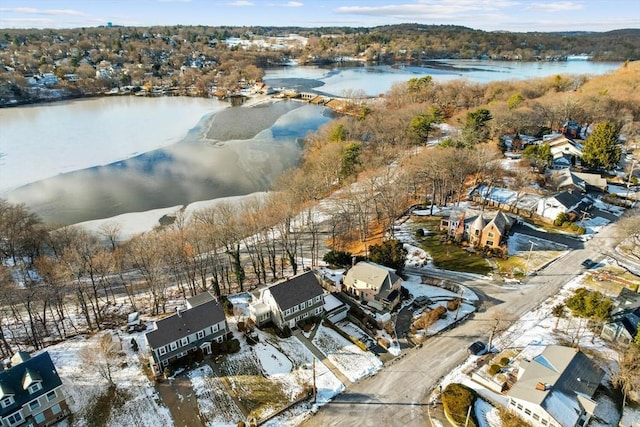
(312, 325, 382, 382)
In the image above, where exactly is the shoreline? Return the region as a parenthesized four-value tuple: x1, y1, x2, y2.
(74, 192, 270, 241)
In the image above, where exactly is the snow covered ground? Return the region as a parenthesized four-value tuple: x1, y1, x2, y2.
(432, 270, 634, 427)
(311, 325, 383, 383)
(47, 329, 173, 427)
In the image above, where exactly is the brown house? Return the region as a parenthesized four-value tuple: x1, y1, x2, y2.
(441, 209, 514, 250)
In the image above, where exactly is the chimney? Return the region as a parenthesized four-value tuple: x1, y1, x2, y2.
(176, 307, 181, 317)
(535, 382, 550, 391)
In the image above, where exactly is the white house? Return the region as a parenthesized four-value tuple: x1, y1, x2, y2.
(507, 345, 603, 427)
(536, 191, 591, 221)
(343, 261, 402, 311)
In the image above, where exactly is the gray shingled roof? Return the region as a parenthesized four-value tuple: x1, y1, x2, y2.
(553, 191, 584, 210)
(487, 211, 512, 234)
(267, 271, 324, 311)
(145, 299, 225, 348)
(509, 345, 603, 426)
(0, 352, 62, 417)
(186, 291, 215, 309)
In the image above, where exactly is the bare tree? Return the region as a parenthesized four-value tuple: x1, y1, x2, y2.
(80, 332, 121, 388)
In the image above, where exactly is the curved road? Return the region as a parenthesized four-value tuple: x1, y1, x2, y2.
(302, 223, 619, 427)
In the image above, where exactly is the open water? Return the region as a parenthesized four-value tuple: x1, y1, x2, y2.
(0, 60, 621, 224)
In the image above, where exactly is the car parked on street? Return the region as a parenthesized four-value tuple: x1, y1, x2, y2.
(468, 341, 487, 356)
(581, 258, 595, 269)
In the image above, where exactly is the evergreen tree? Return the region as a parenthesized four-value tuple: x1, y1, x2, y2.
(462, 108, 493, 145)
(368, 239, 408, 273)
(582, 121, 622, 170)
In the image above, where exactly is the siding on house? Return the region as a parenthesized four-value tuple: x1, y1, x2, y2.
(0, 351, 69, 427)
(260, 271, 325, 330)
(145, 297, 229, 375)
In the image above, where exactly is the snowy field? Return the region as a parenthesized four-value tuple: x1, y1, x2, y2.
(47, 330, 173, 427)
(508, 232, 568, 255)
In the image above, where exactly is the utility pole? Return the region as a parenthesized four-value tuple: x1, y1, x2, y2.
(454, 288, 464, 321)
(625, 159, 636, 201)
(312, 358, 316, 404)
(488, 318, 500, 353)
(525, 240, 537, 275)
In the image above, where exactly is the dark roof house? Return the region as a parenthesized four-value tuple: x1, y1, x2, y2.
(0, 351, 69, 427)
(259, 271, 326, 331)
(601, 288, 640, 345)
(145, 297, 229, 376)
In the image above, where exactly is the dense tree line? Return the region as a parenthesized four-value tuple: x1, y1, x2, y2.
(2, 24, 640, 104)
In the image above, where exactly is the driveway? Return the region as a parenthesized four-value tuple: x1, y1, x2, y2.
(302, 222, 621, 427)
(510, 223, 583, 249)
(155, 376, 205, 427)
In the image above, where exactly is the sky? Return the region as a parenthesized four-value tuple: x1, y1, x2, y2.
(0, 0, 638, 32)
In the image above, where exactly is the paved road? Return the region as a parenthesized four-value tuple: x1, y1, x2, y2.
(302, 222, 618, 427)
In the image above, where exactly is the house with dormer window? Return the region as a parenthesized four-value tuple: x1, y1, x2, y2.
(145, 292, 230, 376)
(0, 351, 69, 427)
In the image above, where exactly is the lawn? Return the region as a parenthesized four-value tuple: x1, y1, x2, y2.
(411, 216, 492, 275)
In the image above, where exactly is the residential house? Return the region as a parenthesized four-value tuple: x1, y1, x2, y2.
(0, 351, 69, 427)
(507, 345, 604, 427)
(145, 293, 229, 376)
(536, 191, 592, 222)
(601, 288, 640, 345)
(548, 169, 608, 193)
(257, 271, 325, 331)
(544, 134, 583, 170)
(561, 120, 582, 139)
(441, 209, 514, 250)
(343, 261, 402, 311)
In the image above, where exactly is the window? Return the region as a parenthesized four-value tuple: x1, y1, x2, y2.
(299, 302, 306, 310)
(509, 400, 516, 406)
(180, 337, 189, 346)
(159, 346, 167, 355)
(28, 383, 42, 394)
(170, 342, 177, 351)
(196, 330, 205, 340)
(524, 409, 531, 415)
(487, 232, 494, 238)
(517, 404, 523, 410)
(28, 399, 41, 411)
(6, 411, 23, 425)
(542, 420, 548, 426)
(533, 414, 540, 421)
(1, 396, 14, 408)
(212, 324, 218, 332)
(486, 241, 494, 246)
(34, 412, 46, 424)
(46, 391, 56, 402)
(51, 403, 62, 415)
